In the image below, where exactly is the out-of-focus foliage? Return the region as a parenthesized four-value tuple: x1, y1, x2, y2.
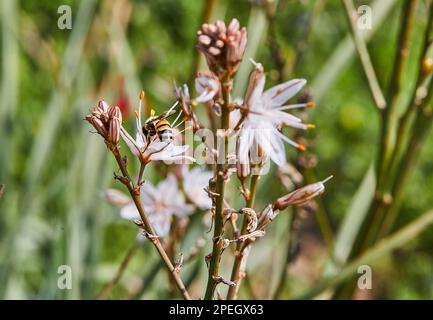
(1, 0, 433, 299)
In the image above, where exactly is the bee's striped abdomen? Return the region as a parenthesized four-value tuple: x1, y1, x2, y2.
(155, 120, 173, 142)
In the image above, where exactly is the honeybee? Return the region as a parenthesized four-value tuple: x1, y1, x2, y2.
(142, 102, 179, 143)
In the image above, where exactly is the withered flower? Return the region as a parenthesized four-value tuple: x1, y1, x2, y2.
(174, 84, 203, 131)
(85, 100, 122, 146)
(196, 19, 247, 78)
(273, 176, 333, 210)
(194, 71, 221, 104)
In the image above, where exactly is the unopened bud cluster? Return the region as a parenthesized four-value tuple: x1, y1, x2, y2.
(196, 19, 247, 78)
(85, 100, 122, 146)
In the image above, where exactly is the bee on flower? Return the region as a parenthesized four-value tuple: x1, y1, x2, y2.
(120, 91, 195, 165)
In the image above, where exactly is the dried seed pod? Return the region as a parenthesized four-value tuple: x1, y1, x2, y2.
(238, 208, 257, 233)
(174, 253, 184, 273)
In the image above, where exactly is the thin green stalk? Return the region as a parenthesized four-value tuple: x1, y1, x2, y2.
(379, 101, 433, 237)
(226, 174, 260, 300)
(96, 241, 140, 299)
(0, 184, 4, 201)
(387, 3, 433, 184)
(298, 209, 433, 299)
(342, 0, 386, 109)
(377, 0, 418, 192)
(344, 0, 419, 261)
(204, 80, 231, 300)
(272, 208, 297, 299)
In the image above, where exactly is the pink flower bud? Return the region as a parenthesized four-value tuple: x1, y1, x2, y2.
(108, 106, 122, 145)
(196, 19, 247, 78)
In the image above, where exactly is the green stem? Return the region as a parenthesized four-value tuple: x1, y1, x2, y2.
(204, 80, 231, 300)
(343, 0, 386, 109)
(272, 208, 297, 299)
(298, 209, 433, 299)
(96, 241, 140, 299)
(377, 0, 418, 192)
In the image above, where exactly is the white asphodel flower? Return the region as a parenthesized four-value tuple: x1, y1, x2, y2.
(105, 175, 194, 239)
(103, 189, 171, 238)
(182, 166, 213, 210)
(120, 92, 195, 164)
(194, 72, 220, 104)
(236, 61, 314, 166)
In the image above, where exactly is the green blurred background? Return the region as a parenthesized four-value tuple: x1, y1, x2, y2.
(1, 0, 433, 299)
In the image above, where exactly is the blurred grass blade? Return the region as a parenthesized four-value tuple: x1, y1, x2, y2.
(332, 164, 376, 266)
(0, 0, 19, 119)
(297, 208, 433, 299)
(0, 184, 4, 201)
(0, 0, 19, 180)
(311, 0, 396, 102)
(233, 4, 267, 98)
(24, 0, 97, 191)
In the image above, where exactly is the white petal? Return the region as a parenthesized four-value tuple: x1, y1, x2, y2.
(103, 189, 131, 207)
(120, 203, 140, 220)
(262, 79, 306, 108)
(256, 128, 286, 166)
(120, 128, 142, 157)
(194, 90, 216, 103)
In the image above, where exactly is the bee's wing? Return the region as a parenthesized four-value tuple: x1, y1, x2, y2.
(155, 109, 176, 120)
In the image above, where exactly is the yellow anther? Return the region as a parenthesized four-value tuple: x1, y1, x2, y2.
(297, 143, 307, 152)
(258, 146, 264, 157)
(140, 90, 145, 100)
(306, 102, 315, 109)
(307, 123, 316, 129)
(150, 109, 155, 117)
(134, 110, 139, 118)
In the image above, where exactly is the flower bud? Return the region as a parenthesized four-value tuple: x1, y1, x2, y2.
(236, 138, 250, 181)
(273, 176, 333, 210)
(85, 101, 122, 145)
(244, 61, 265, 110)
(108, 106, 122, 145)
(196, 19, 247, 78)
(86, 114, 108, 137)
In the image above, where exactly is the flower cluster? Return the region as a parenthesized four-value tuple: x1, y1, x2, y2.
(85, 100, 122, 146)
(87, 18, 331, 301)
(105, 167, 212, 239)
